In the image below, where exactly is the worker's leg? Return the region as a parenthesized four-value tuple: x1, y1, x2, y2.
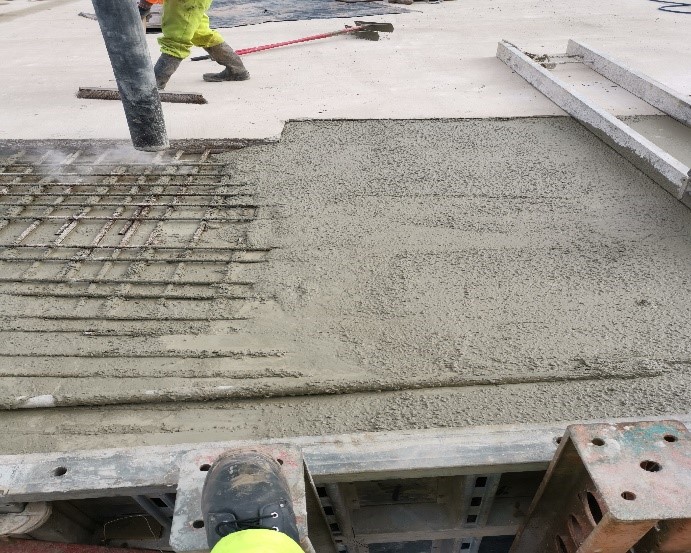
(190, 9, 224, 50)
(202, 42, 249, 82)
(153, 0, 219, 88)
(202, 452, 302, 551)
(154, 0, 248, 86)
(210, 529, 304, 553)
(184, 0, 248, 82)
(158, 0, 221, 59)
(194, 11, 249, 82)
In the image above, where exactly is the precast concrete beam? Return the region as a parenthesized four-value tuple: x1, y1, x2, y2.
(566, 40, 691, 127)
(497, 40, 690, 203)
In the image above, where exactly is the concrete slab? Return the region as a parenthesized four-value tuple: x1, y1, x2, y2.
(1, 117, 690, 449)
(1, 0, 691, 458)
(1, 0, 689, 141)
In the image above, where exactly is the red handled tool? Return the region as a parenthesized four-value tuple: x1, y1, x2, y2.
(190, 21, 394, 61)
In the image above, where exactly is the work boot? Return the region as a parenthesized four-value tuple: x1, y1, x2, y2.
(153, 53, 182, 90)
(201, 451, 300, 549)
(203, 42, 250, 82)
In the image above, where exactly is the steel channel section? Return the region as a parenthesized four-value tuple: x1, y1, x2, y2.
(0, 540, 162, 553)
(324, 483, 365, 553)
(343, 474, 506, 550)
(133, 495, 173, 531)
(496, 40, 690, 203)
(635, 519, 691, 553)
(509, 420, 691, 553)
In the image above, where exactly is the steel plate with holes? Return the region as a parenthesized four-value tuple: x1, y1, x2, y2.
(170, 445, 314, 553)
(570, 420, 691, 520)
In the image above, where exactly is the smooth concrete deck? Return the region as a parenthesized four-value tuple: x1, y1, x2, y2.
(1, 0, 689, 141)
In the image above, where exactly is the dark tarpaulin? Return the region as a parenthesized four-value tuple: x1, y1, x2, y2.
(206, 0, 409, 28)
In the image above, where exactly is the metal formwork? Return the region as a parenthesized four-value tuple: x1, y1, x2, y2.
(1, 418, 689, 553)
(509, 420, 691, 553)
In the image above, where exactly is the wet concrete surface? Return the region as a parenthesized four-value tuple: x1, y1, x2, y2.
(1, 116, 690, 453)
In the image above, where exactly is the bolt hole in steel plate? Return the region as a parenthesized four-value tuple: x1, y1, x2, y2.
(639, 460, 662, 472)
(170, 444, 314, 553)
(567, 513, 587, 544)
(568, 421, 691, 521)
(585, 491, 604, 524)
(555, 534, 569, 553)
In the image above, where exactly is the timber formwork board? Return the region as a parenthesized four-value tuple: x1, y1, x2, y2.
(1, 418, 690, 553)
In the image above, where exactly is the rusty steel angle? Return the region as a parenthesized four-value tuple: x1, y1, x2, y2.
(509, 420, 691, 553)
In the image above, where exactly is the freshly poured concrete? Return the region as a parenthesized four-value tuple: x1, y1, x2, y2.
(1, 0, 690, 454)
(1, 117, 690, 453)
(1, 0, 689, 140)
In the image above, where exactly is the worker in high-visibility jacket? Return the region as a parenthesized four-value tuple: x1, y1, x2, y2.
(202, 452, 305, 553)
(138, 0, 249, 90)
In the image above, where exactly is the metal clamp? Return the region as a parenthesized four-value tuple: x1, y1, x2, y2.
(509, 420, 691, 553)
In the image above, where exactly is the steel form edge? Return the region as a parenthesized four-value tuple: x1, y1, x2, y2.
(496, 40, 690, 202)
(0, 418, 690, 552)
(0, 540, 161, 553)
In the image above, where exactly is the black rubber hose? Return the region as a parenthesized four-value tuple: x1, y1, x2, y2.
(649, 0, 691, 13)
(91, 0, 170, 151)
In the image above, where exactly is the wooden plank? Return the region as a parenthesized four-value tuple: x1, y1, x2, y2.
(77, 87, 207, 105)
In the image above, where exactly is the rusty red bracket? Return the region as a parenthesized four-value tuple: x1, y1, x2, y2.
(509, 420, 691, 553)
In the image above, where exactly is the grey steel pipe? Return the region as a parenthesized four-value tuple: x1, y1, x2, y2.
(91, 0, 169, 152)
